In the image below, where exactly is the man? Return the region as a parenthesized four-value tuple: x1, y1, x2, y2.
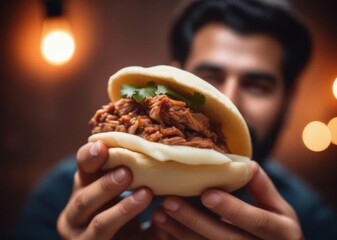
(15, 0, 337, 239)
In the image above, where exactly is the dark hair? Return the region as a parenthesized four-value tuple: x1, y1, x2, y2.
(170, 0, 312, 90)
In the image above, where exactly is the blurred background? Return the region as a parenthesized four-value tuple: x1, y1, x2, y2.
(0, 0, 336, 238)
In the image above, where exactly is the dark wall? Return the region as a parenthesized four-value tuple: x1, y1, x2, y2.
(0, 0, 336, 238)
(0, 0, 183, 237)
(275, 0, 337, 207)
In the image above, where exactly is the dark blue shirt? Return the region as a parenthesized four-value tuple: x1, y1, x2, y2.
(14, 156, 337, 239)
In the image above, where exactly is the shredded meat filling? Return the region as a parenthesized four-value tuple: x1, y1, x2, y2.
(89, 95, 228, 153)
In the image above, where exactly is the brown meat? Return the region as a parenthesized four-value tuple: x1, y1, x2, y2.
(89, 95, 228, 153)
(144, 95, 211, 135)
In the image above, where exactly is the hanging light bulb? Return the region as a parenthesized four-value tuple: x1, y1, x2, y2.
(41, 17, 75, 65)
(41, 0, 75, 65)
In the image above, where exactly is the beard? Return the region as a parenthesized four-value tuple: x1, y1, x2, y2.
(249, 108, 286, 164)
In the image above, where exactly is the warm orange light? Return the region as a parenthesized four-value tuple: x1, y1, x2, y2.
(327, 117, 337, 145)
(333, 77, 337, 99)
(302, 121, 331, 152)
(41, 17, 75, 65)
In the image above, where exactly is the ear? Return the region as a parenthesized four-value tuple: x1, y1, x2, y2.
(170, 60, 182, 69)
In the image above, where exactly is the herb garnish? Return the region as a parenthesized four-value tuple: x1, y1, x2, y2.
(120, 81, 206, 112)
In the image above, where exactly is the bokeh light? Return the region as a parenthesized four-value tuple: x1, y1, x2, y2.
(302, 121, 331, 152)
(327, 117, 337, 145)
(40, 17, 76, 66)
(41, 30, 75, 65)
(333, 77, 337, 99)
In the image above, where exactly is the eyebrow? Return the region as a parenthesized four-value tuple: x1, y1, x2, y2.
(193, 62, 225, 73)
(193, 62, 277, 85)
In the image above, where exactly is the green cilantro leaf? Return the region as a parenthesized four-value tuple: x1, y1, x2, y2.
(120, 82, 206, 111)
(120, 85, 137, 98)
(156, 84, 189, 103)
(155, 84, 169, 95)
(137, 84, 156, 102)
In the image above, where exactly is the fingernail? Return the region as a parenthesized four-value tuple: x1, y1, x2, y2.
(153, 211, 167, 223)
(202, 191, 222, 208)
(163, 198, 179, 211)
(90, 142, 100, 157)
(111, 168, 126, 184)
(132, 189, 147, 203)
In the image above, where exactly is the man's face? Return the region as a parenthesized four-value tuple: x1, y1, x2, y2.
(184, 23, 287, 162)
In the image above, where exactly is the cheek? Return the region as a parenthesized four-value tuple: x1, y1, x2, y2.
(241, 95, 284, 141)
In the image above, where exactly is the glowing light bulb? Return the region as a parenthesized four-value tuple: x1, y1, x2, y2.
(41, 17, 75, 65)
(302, 121, 331, 152)
(333, 77, 337, 99)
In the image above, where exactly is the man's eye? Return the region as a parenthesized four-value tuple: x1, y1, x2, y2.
(241, 80, 273, 96)
(196, 72, 224, 86)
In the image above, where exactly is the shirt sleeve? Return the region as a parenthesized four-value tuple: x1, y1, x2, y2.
(13, 157, 76, 240)
(264, 159, 337, 240)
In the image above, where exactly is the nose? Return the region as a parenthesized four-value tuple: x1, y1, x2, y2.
(219, 77, 240, 106)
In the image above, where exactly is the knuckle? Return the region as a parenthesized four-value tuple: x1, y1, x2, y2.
(56, 213, 66, 237)
(57, 212, 74, 239)
(253, 212, 271, 232)
(100, 174, 115, 193)
(228, 204, 243, 222)
(76, 144, 87, 163)
(288, 231, 303, 240)
(117, 200, 132, 217)
(188, 216, 202, 230)
(284, 219, 303, 240)
(285, 205, 298, 219)
(73, 172, 81, 189)
(91, 215, 105, 236)
(73, 171, 79, 182)
(73, 192, 86, 212)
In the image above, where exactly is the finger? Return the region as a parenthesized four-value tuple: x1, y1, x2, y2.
(247, 161, 295, 216)
(201, 189, 292, 239)
(153, 208, 205, 240)
(76, 141, 108, 186)
(142, 223, 172, 240)
(163, 196, 256, 240)
(84, 188, 153, 239)
(66, 167, 132, 227)
(154, 227, 173, 240)
(77, 141, 108, 173)
(147, 221, 175, 240)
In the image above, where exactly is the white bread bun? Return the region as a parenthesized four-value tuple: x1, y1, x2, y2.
(89, 65, 253, 196)
(99, 147, 251, 196)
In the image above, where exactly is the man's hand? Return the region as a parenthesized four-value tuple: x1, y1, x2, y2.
(153, 161, 303, 240)
(57, 141, 153, 239)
